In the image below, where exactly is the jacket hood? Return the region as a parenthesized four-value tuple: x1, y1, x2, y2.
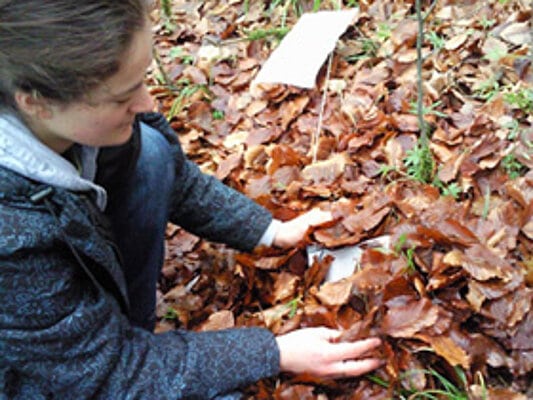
(0, 113, 107, 209)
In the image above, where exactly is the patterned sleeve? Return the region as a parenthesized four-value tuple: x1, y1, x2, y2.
(139, 113, 273, 252)
(169, 157, 273, 252)
(0, 203, 280, 399)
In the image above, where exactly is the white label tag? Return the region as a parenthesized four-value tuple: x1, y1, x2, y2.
(307, 235, 391, 282)
(252, 8, 359, 89)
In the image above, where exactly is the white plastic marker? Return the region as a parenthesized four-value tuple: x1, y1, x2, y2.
(251, 8, 359, 89)
(307, 235, 391, 283)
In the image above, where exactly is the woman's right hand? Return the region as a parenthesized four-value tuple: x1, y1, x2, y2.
(275, 327, 383, 378)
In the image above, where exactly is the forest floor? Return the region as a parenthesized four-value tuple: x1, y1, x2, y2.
(148, 1, 532, 398)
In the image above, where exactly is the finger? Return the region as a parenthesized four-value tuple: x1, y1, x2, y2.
(307, 209, 334, 226)
(325, 337, 382, 361)
(313, 327, 343, 341)
(325, 358, 383, 378)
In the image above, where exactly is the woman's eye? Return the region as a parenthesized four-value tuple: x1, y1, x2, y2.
(114, 98, 130, 105)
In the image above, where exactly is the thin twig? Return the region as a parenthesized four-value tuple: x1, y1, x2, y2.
(423, 0, 439, 22)
(415, 0, 427, 144)
(312, 52, 334, 163)
(530, 1, 533, 59)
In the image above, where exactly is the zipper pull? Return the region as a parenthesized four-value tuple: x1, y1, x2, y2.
(30, 187, 54, 204)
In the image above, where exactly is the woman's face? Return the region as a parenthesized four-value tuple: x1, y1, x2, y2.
(27, 22, 154, 153)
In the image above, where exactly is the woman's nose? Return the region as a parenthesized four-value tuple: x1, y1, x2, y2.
(129, 84, 154, 114)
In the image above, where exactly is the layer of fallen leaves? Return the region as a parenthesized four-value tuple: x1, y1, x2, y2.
(150, 0, 532, 398)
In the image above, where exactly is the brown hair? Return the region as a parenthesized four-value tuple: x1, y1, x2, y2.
(0, 0, 151, 110)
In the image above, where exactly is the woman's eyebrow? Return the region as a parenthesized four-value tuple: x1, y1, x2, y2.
(112, 80, 144, 98)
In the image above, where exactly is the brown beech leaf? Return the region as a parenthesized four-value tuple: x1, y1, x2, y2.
(267, 144, 302, 175)
(272, 272, 300, 303)
(246, 127, 279, 146)
(521, 219, 533, 240)
(353, 64, 391, 86)
(272, 166, 301, 190)
(508, 309, 533, 350)
(223, 130, 248, 149)
(381, 275, 418, 302)
(166, 229, 200, 255)
(301, 153, 350, 184)
(482, 287, 532, 328)
(313, 223, 363, 248)
(384, 135, 411, 169)
(314, 280, 353, 306)
(391, 20, 418, 48)
(279, 95, 309, 131)
(258, 303, 292, 329)
(301, 304, 337, 328)
(187, 101, 213, 133)
(443, 244, 515, 282)
(342, 206, 390, 234)
(505, 176, 533, 209)
(199, 310, 235, 331)
(391, 113, 419, 132)
(482, 36, 509, 58)
(431, 218, 479, 246)
(445, 32, 469, 50)
(466, 275, 522, 312)
(215, 152, 242, 180)
(347, 130, 378, 151)
(416, 334, 471, 369)
(276, 384, 316, 400)
(382, 298, 440, 338)
(236, 252, 292, 271)
(181, 65, 208, 85)
(349, 264, 392, 293)
(244, 145, 267, 168)
(499, 21, 531, 46)
(163, 286, 204, 311)
(437, 151, 469, 183)
(244, 175, 272, 200)
(390, 183, 441, 218)
(305, 254, 333, 288)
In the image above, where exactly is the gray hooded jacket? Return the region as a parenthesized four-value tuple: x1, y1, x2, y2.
(0, 112, 279, 399)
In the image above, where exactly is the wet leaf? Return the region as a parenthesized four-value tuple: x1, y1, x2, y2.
(382, 298, 440, 338)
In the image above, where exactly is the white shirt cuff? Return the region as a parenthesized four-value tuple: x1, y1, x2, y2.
(256, 219, 283, 247)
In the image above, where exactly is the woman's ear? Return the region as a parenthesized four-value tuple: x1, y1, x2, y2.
(14, 90, 53, 119)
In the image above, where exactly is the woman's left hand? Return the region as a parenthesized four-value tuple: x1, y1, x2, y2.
(273, 208, 333, 248)
(276, 327, 383, 378)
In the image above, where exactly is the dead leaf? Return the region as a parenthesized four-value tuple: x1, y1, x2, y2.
(199, 310, 235, 331)
(445, 32, 469, 50)
(301, 153, 350, 184)
(315, 280, 353, 306)
(416, 334, 471, 369)
(215, 153, 242, 180)
(272, 272, 300, 303)
(382, 297, 440, 338)
(499, 22, 531, 46)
